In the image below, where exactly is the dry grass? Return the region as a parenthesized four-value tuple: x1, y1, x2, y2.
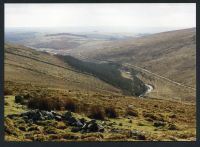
(4, 88, 12, 95)
(4, 38, 196, 141)
(28, 96, 62, 111)
(64, 98, 77, 112)
(125, 108, 139, 117)
(4, 87, 196, 141)
(105, 107, 118, 118)
(88, 106, 105, 120)
(5, 44, 121, 96)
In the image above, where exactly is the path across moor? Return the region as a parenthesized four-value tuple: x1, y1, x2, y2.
(76, 53, 196, 91)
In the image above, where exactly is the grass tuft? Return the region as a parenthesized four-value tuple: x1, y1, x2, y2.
(126, 108, 139, 117)
(64, 98, 77, 112)
(88, 106, 105, 120)
(105, 107, 118, 118)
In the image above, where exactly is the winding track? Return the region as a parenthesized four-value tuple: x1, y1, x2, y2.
(123, 63, 196, 91)
(75, 52, 196, 91)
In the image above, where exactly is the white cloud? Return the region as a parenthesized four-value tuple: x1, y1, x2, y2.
(5, 3, 196, 32)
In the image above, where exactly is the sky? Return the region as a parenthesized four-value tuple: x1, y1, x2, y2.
(5, 3, 196, 33)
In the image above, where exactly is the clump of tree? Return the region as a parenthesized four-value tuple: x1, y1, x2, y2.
(56, 55, 146, 96)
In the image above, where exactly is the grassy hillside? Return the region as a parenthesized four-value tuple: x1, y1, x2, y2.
(82, 28, 195, 86)
(4, 29, 196, 141)
(71, 28, 196, 101)
(4, 86, 196, 141)
(56, 55, 146, 96)
(5, 43, 122, 95)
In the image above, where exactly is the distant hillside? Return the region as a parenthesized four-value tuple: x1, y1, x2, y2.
(76, 28, 196, 88)
(56, 55, 146, 96)
(45, 33, 88, 38)
(5, 43, 147, 96)
(4, 43, 122, 95)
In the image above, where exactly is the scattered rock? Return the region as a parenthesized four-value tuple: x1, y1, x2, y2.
(168, 123, 178, 130)
(17, 109, 105, 133)
(129, 130, 146, 140)
(79, 118, 86, 124)
(153, 121, 166, 127)
(7, 114, 20, 119)
(63, 111, 72, 119)
(71, 127, 81, 133)
(64, 113, 78, 126)
(55, 115, 62, 121)
(20, 109, 62, 122)
(75, 119, 104, 133)
(15, 95, 24, 104)
(75, 120, 83, 127)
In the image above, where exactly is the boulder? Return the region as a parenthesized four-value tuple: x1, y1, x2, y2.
(71, 127, 81, 133)
(55, 115, 62, 121)
(75, 120, 83, 127)
(20, 109, 56, 122)
(79, 118, 86, 124)
(15, 95, 24, 104)
(67, 117, 78, 126)
(82, 119, 104, 133)
(97, 124, 104, 132)
(63, 111, 72, 119)
(44, 111, 54, 119)
(87, 122, 98, 132)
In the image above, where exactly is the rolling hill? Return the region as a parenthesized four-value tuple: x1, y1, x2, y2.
(75, 28, 196, 88)
(4, 43, 122, 95)
(4, 28, 196, 141)
(70, 28, 196, 101)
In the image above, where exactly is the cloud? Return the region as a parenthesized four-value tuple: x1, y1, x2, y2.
(5, 3, 196, 32)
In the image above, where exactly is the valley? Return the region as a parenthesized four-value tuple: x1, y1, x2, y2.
(4, 28, 196, 141)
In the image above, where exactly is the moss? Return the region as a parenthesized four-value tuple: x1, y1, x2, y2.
(56, 122, 67, 130)
(27, 126, 40, 132)
(43, 126, 59, 134)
